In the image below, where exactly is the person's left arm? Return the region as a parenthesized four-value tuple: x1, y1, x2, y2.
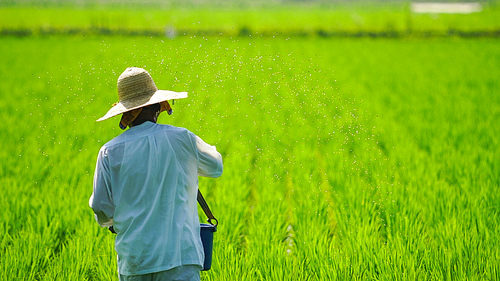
(89, 147, 115, 228)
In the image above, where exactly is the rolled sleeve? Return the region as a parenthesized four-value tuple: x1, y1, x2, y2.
(90, 148, 115, 227)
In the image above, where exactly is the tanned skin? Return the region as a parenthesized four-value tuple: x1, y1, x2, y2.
(130, 103, 161, 127)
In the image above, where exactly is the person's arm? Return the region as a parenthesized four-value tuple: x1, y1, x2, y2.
(195, 135, 223, 178)
(89, 147, 115, 228)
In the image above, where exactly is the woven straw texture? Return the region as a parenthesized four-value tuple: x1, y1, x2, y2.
(97, 67, 187, 121)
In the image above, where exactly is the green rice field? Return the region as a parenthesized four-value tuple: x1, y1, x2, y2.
(1, 2, 500, 280)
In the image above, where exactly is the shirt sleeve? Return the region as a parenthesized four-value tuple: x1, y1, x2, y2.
(195, 135, 223, 178)
(89, 147, 115, 227)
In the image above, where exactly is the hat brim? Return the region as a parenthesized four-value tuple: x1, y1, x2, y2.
(97, 90, 188, 122)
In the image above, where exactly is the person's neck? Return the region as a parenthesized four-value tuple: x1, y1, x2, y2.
(128, 104, 160, 128)
(130, 118, 156, 127)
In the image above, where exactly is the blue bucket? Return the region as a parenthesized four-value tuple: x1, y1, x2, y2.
(200, 223, 217, 271)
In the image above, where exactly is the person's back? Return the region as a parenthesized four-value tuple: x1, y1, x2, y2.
(90, 67, 223, 280)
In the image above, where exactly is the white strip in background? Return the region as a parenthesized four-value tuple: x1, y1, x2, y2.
(411, 2, 483, 14)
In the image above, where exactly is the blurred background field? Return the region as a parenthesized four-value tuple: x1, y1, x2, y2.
(1, 1, 499, 280)
(1, 0, 500, 37)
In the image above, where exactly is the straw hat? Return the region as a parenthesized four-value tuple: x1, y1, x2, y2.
(97, 67, 188, 121)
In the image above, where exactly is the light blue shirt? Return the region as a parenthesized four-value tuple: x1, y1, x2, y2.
(89, 121, 223, 275)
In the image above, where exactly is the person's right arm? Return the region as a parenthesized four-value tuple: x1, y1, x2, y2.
(195, 135, 223, 178)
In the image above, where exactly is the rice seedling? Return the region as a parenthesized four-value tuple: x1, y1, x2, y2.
(0, 8, 499, 280)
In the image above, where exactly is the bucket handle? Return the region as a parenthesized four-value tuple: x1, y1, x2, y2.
(198, 190, 218, 227)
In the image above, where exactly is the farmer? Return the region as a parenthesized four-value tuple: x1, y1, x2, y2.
(89, 67, 223, 281)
